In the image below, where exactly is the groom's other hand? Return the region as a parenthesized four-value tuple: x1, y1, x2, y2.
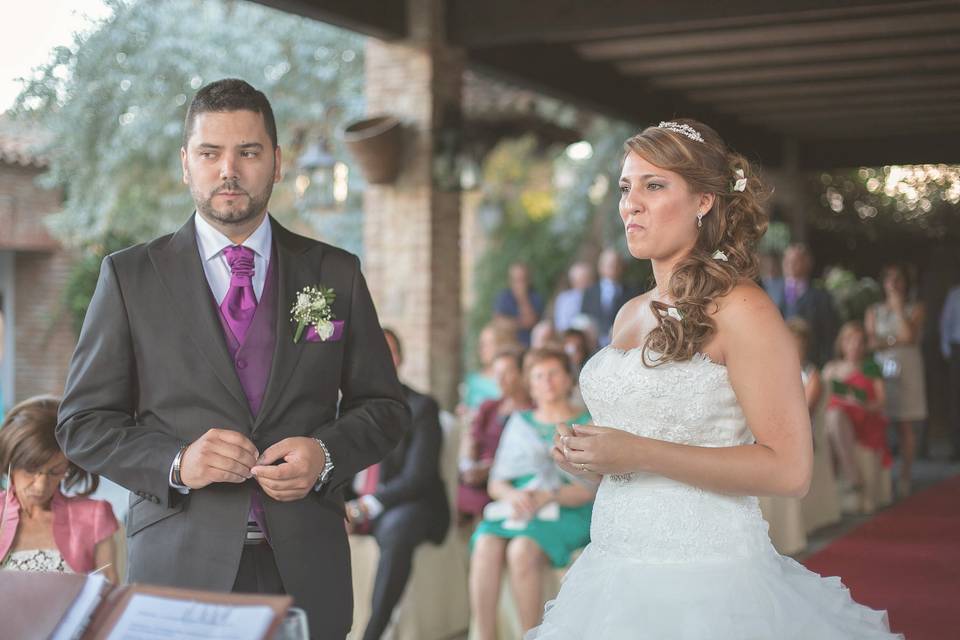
(180, 428, 260, 489)
(251, 437, 326, 502)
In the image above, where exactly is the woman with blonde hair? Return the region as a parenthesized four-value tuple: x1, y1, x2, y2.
(525, 120, 899, 638)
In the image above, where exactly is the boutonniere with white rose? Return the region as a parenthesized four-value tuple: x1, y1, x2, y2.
(290, 285, 344, 343)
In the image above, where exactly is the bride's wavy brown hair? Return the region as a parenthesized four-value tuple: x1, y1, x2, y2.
(624, 119, 768, 366)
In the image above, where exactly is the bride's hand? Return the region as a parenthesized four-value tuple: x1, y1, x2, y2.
(553, 424, 603, 481)
(562, 424, 642, 475)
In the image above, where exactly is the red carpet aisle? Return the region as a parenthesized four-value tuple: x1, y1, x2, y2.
(803, 474, 960, 640)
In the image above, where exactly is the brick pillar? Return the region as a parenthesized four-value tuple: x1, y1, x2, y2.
(13, 250, 77, 401)
(362, 0, 463, 407)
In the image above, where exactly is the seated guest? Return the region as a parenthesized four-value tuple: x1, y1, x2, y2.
(469, 348, 596, 640)
(462, 321, 519, 412)
(822, 322, 889, 512)
(457, 349, 531, 526)
(787, 318, 823, 413)
(561, 329, 592, 410)
(345, 329, 450, 640)
(0, 395, 118, 581)
(530, 320, 561, 350)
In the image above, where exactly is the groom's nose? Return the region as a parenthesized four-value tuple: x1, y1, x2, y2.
(219, 153, 239, 180)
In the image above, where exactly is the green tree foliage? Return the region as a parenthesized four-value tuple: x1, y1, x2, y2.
(466, 117, 641, 367)
(12, 0, 365, 248)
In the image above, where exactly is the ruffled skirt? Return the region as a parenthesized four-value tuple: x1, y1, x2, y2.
(525, 544, 901, 639)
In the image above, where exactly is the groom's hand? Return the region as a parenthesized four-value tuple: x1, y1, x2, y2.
(251, 437, 326, 502)
(180, 428, 260, 489)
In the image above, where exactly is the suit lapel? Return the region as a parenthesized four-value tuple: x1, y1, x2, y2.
(253, 217, 319, 432)
(149, 216, 250, 414)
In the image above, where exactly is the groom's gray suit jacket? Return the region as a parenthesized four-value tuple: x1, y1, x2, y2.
(57, 215, 409, 637)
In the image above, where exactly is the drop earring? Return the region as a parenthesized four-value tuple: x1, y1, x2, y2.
(697, 212, 704, 228)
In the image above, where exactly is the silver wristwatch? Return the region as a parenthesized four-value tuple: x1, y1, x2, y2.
(313, 438, 334, 487)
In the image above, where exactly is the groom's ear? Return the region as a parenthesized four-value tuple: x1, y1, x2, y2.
(180, 147, 189, 185)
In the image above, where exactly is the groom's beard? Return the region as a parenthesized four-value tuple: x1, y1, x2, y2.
(190, 176, 273, 227)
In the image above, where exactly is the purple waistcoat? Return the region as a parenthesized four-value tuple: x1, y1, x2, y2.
(215, 249, 277, 417)
(214, 248, 277, 536)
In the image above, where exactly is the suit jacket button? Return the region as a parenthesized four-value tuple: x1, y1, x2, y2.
(236, 358, 247, 369)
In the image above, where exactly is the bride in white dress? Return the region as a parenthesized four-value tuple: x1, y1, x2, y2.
(526, 120, 900, 639)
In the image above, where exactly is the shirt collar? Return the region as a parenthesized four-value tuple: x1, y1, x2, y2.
(193, 211, 272, 262)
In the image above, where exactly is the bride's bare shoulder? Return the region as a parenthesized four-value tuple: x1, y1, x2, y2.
(711, 280, 791, 354)
(712, 280, 775, 313)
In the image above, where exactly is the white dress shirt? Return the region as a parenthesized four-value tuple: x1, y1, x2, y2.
(194, 211, 272, 304)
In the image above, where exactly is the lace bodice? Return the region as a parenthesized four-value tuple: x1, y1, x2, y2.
(1, 548, 72, 573)
(579, 347, 773, 563)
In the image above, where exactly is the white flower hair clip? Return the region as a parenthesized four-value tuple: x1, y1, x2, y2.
(658, 306, 683, 322)
(732, 169, 747, 193)
(712, 250, 728, 261)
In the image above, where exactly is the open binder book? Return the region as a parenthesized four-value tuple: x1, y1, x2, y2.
(0, 571, 295, 640)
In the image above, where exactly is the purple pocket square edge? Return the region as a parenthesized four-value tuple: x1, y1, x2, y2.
(305, 320, 345, 343)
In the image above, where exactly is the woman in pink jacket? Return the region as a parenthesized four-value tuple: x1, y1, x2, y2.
(0, 395, 118, 581)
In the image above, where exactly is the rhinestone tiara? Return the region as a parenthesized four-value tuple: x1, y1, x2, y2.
(658, 121, 704, 143)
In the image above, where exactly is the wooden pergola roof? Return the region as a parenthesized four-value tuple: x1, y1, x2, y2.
(254, 0, 960, 169)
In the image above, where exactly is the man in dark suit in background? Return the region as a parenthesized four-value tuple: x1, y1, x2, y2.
(765, 243, 840, 367)
(581, 248, 635, 346)
(346, 328, 450, 640)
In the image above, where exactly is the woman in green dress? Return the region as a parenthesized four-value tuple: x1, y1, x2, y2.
(469, 347, 597, 640)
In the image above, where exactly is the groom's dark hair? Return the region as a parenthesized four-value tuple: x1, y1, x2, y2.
(183, 78, 278, 149)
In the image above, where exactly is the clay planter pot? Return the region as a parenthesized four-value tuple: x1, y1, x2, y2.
(342, 115, 403, 184)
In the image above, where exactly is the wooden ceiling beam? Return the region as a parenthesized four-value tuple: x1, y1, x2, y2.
(714, 90, 960, 115)
(617, 35, 960, 75)
(649, 55, 960, 89)
(750, 103, 959, 123)
(689, 75, 960, 102)
(465, 43, 786, 165)
(449, 0, 935, 47)
(579, 10, 960, 59)
(246, 0, 407, 40)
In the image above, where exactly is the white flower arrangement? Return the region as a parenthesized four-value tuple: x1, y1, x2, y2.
(732, 169, 747, 193)
(291, 285, 337, 343)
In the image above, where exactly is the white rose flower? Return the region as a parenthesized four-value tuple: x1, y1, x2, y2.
(316, 319, 335, 341)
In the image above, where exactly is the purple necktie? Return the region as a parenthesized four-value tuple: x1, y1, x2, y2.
(221, 245, 269, 542)
(221, 245, 258, 344)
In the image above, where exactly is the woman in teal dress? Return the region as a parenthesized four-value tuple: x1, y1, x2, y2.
(469, 347, 597, 640)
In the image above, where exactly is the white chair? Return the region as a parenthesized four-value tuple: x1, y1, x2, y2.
(852, 443, 893, 514)
(347, 410, 471, 640)
(801, 398, 842, 534)
(759, 495, 807, 556)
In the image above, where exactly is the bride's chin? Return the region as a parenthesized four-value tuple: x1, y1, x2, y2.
(625, 238, 651, 260)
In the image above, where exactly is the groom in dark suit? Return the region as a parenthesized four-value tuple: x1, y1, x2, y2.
(56, 79, 409, 639)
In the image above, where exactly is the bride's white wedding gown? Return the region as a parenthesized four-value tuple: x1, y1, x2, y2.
(526, 347, 901, 639)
